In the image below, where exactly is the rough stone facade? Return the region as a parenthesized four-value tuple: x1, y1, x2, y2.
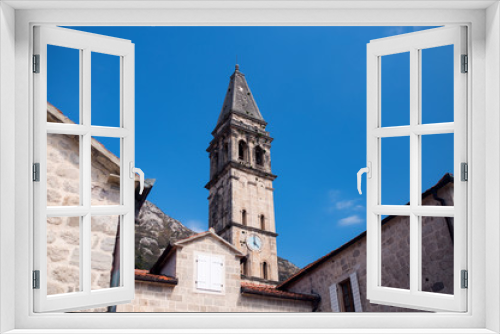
(46, 103, 121, 300)
(278, 178, 455, 312)
(116, 232, 313, 312)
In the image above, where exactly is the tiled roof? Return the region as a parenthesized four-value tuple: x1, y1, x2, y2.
(240, 282, 319, 302)
(278, 173, 454, 290)
(135, 269, 178, 285)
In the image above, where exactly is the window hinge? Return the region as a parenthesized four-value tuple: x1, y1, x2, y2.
(461, 54, 468, 73)
(461, 270, 468, 289)
(33, 54, 40, 73)
(33, 163, 40, 182)
(33, 270, 40, 289)
(461, 162, 468, 181)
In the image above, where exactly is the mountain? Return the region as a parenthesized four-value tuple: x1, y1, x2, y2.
(135, 200, 300, 282)
(135, 201, 196, 270)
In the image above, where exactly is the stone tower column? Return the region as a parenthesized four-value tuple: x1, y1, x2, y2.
(205, 65, 279, 283)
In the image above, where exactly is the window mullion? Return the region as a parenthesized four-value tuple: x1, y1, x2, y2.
(409, 47, 420, 294)
(82, 48, 92, 294)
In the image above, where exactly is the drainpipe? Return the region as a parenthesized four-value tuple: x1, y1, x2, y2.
(107, 178, 155, 312)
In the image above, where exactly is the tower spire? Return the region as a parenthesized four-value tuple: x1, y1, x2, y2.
(216, 66, 264, 126)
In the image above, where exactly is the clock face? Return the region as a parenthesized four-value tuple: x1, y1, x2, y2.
(247, 235, 262, 251)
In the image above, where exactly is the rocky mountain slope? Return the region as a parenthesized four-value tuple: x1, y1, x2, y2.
(135, 200, 300, 282)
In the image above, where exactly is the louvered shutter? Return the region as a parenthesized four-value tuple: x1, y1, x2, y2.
(329, 284, 340, 312)
(210, 256, 224, 292)
(196, 255, 210, 290)
(350, 272, 363, 312)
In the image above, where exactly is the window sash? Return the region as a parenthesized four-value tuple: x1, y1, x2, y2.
(32, 26, 136, 313)
(366, 25, 468, 312)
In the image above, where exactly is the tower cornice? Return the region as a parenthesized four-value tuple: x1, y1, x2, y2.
(205, 161, 277, 189)
(207, 119, 274, 152)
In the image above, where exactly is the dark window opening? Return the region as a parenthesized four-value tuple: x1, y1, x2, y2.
(339, 279, 355, 312)
(260, 214, 265, 230)
(242, 209, 247, 226)
(238, 140, 247, 161)
(241, 259, 248, 276)
(262, 262, 268, 280)
(255, 146, 263, 166)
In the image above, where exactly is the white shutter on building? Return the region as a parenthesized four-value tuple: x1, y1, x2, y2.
(210, 256, 224, 292)
(350, 272, 363, 312)
(329, 284, 340, 312)
(196, 255, 210, 290)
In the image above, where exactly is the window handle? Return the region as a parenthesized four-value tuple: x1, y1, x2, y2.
(357, 162, 371, 195)
(129, 162, 145, 195)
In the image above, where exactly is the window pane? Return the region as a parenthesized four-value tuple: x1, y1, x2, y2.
(47, 45, 80, 124)
(421, 45, 454, 124)
(381, 215, 410, 290)
(91, 52, 120, 127)
(91, 137, 121, 206)
(381, 136, 410, 205)
(421, 133, 454, 205)
(381, 52, 410, 127)
(91, 215, 121, 290)
(47, 134, 80, 206)
(421, 216, 454, 295)
(47, 216, 81, 295)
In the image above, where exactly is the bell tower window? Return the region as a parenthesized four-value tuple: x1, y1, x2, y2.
(255, 146, 264, 166)
(261, 262, 268, 280)
(242, 209, 247, 226)
(260, 214, 265, 230)
(238, 140, 247, 161)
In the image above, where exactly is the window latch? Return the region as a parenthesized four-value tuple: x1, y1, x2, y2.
(357, 162, 372, 195)
(129, 162, 145, 195)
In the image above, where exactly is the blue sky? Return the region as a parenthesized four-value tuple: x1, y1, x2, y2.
(48, 26, 454, 268)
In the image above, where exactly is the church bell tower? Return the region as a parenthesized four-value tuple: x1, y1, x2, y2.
(205, 65, 279, 283)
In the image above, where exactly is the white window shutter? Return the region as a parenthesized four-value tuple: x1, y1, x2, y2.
(349, 272, 363, 312)
(210, 256, 224, 292)
(329, 284, 340, 312)
(196, 255, 210, 290)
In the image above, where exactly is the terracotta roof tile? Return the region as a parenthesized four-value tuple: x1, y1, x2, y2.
(240, 282, 319, 302)
(135, 269, 178, 285)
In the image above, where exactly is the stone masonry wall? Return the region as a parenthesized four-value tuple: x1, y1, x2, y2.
(285, 183, 454, 312)
(116, 236, 311, 312)
(46, 106, 121, 304)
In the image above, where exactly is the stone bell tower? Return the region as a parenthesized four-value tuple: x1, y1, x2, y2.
(205, 65, 279, 283)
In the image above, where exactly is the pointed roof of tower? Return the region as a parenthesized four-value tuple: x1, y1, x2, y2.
(217, 65, 264, 125)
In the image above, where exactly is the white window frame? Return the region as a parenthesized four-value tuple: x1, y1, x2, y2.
(366, 26, 467, 312)
(33, 25, 136, 313)
(0, 2, 498, 333)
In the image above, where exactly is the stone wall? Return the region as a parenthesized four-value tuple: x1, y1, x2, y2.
(284, 182, 454, 312)
(46, 105, 121, 301)
(116, 235, 311, 312)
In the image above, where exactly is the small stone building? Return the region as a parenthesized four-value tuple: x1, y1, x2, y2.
(277, 175, 455, 312)
(117, 229, 317, 312)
